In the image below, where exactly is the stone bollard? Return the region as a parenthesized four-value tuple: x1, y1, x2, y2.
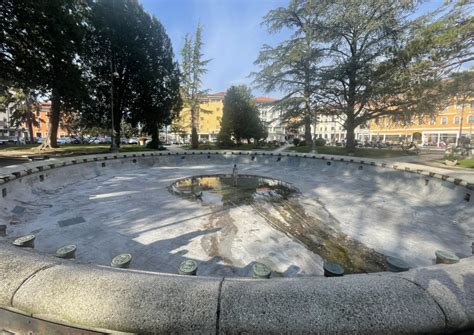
(435, 250, 460, 264)
(323, 261, 344, 277)
(111, 253, 132, 268)
(56, 245, 77, 259)
(178, 260, 198, 276)
(0, 224, 6, 237)
(386, 256, 410, 272)
(252, 262, 272, 279)
(13, 234, 36, 248)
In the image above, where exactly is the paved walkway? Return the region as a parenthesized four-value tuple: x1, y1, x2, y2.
(383, 151, 474, 181)
(273, 143, 292, 152)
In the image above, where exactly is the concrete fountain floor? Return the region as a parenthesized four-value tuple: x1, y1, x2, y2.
(1, 160, 473, 277)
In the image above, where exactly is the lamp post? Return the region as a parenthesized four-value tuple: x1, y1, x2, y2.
(110, 68, 119, 152)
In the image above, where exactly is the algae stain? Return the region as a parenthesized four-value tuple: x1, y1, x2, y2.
(170, 174, 387, 274)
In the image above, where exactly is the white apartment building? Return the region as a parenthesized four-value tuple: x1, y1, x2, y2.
(256, 97, 287, 142)
(313, 114, 370, 143)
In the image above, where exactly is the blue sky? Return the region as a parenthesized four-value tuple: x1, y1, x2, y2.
(140, 0, 444, 98)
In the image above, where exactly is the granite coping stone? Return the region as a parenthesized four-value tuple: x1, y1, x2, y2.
(218, 275, 447, 334)
(1, 243, 473, 333)
(399, 257, 474, 332)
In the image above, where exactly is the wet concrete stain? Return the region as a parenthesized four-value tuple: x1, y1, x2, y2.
(171, 174, 387, 274)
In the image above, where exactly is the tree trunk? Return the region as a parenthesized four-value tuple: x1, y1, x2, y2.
(39, 90, 60, 150)
(191, 106, 199, 149)
(147, 124, 159, 149)
(113, 117, 121, 149)
(110, 89, 121, 151)
(26, 113, 35, 144)
(304, 114, 312, 145)
(345, 122, 356, 153)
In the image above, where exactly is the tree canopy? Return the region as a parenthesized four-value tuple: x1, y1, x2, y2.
(255, 0, 473, 151)
(180, 23, 211, 149)
(218, 85, 267, 146)
(254, 0, 321, 145)
(1, 0, 87, 148)
(82, 0, 180, 149)
(1, 0, 181, 150)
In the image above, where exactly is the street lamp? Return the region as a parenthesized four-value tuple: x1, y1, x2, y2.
(110, 69, 119, 152)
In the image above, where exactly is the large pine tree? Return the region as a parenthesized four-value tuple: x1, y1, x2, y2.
(83, 0, 181, 151)
(180, 23, 211, 149)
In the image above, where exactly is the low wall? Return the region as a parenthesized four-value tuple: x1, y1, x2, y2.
(0, 151, 473, 333)
(0, 244, 473, 333)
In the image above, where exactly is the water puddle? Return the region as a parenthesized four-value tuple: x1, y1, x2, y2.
(169, 174, 387, 274)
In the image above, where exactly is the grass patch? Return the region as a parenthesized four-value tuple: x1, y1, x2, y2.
(181, 143, 279, 151)
(0, 144, 38, 151)
(286, 145, 417, 158)
(0, 144, 155, 155)
(458, 159, 474, 168)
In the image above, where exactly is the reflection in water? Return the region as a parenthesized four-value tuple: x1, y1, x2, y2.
(169, 174, 387, 274)
(170, 174, 295, 206)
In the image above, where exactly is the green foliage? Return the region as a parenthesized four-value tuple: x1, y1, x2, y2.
(443, 70, 474, 106)
(254, 0, 321, 144)
(404, 1, 473, 74)
(256, 0, 473, 152)
(218, 85, 267, 146)
(292, 138, 301, 146)
(314, 138, 326, 147)
(2, 89, 39, 143)
(180, 23, 211, 149)
(1, 0, 88, 148)
(83, 0, 181, 148)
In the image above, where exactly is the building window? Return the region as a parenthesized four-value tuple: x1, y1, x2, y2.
(429, 116, 436, 125)
(456, 103, 463, 109)
(441, 117, 447, 125)
(418, 117, 424, 125)
(454, 116, 460, 124)
(471, 101, 474, 109)
(469, 116, 474, 124)
(36, 133, 42, 138)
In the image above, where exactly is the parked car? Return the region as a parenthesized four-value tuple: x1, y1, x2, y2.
(69, 137, 82, 144)
(57, 137, 71, 145)
(128, 138, 139, 144)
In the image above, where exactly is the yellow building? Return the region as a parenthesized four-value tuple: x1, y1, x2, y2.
(173, 92, 280, 143)
(369, 100, 474, 147)
(173, 92, 224, 142)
